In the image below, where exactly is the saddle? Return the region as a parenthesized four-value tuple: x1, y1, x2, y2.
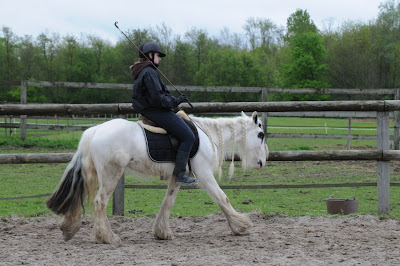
(138, 111, 199, 163)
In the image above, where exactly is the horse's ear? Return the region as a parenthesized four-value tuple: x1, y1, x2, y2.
(252, 111, 258, 124)
(241, 111, 247, 117)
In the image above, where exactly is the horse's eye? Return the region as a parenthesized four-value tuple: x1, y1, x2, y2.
(258, 132, 264, 141)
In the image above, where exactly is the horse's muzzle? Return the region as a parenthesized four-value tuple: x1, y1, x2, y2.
(257, 160, 263, 168)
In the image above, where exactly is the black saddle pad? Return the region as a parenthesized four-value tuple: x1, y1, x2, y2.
(141, 120, 199, 163)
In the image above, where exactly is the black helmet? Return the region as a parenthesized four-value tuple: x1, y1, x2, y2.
(139, 41, 166, 58)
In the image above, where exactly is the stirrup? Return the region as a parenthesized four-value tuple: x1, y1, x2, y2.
(176, 171, 198, 186)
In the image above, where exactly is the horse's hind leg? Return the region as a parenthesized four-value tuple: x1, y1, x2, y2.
(93, 167, 124, 245)
(198, 169, 252, 235)
(153, 176, 180, 240)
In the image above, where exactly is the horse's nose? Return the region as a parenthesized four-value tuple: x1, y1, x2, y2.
(257, 160, 263, 167)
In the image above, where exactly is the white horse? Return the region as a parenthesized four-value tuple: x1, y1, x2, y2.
(46, 111, 268, 245)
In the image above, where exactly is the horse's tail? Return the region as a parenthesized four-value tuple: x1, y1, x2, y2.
(46, 126, 98, 215)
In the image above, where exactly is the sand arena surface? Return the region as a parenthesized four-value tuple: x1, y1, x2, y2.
(1, 212, 400, 265)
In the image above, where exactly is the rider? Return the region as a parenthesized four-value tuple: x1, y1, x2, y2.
(130, 41, 198, 185)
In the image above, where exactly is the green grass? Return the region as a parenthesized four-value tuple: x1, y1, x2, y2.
(1, 116, 399, 219)
(2, 153, 400, 219)
(0, 135, 78, 149)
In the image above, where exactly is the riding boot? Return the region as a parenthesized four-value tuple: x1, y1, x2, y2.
(174, 150, 198, 185)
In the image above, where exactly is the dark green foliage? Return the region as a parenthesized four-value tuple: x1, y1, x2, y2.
(1, 1, 400, 103)
(279, 9, 330, 101)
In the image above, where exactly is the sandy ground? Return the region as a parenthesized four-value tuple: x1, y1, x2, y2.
(1, 212, 400, 265)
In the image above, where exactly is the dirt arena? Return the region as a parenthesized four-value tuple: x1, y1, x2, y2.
(1, 212, 400, 265)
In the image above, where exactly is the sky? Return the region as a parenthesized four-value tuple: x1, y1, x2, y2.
(0, 0, 386, 44)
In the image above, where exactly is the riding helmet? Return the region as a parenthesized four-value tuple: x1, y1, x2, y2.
(139, 41, 166, 58)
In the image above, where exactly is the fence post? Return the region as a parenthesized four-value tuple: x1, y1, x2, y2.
(20, 81, 27, 141)
(394, 89, 400, 150)
(262, 88, 268, 135)
(113, 174, 125, 216)
(112, 114, 125, 216)
(377, 111, 390, 215)
(347, 117, 352, 150)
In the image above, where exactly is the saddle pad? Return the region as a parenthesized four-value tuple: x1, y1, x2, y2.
(140, 122, 200, 163)
(143, 129, 176, 162)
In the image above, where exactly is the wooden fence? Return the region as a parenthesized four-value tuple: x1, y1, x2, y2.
(0, 100, 399, 216)
(2, 80, 400, 149)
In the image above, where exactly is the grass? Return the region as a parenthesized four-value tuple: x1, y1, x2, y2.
(1, 116, 399, 219)
(2, 152, 400, 219)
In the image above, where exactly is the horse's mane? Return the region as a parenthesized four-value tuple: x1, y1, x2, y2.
(191, 115, 249, 180)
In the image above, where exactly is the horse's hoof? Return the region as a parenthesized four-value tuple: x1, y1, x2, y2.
(60, 224, 81, 241)
(232, 229, 250, 236)
(62, 231, 74, 241)
(230, 215, 253, 236)
(154, 230, 174, 240)
(110, 235, 122, 247)
(96, 232, 121, 245)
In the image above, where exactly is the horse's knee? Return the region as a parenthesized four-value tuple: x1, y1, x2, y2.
(93, 192, 107, 211)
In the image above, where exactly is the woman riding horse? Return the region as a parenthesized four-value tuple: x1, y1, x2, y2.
(130, 41, 198, 185)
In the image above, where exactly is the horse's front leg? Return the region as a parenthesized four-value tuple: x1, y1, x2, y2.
(153, 175, 181, 240)
(198, 169, 253, 235)
(93, 168, 124, 245)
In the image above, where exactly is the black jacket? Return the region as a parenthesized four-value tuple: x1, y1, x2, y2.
(132, 65, 177, 112)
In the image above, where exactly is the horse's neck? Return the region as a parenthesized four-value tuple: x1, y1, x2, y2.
(193, 115, 248, 175)
(196, 117, 244, 151)
(218, 121, 240, 150)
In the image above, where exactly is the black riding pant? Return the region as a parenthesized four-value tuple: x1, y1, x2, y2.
(140, 110, 195, 153)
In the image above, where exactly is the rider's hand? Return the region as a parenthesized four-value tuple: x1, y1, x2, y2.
(175, 94, 189, 105)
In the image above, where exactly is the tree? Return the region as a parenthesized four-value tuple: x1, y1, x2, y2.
(171, 39, 196, 85)
(217, 27, 246, 50)
(19, 35, 38, 80)
(281, 9, 329, 94)
(36, 33, 59, 81)
(193, 47, 265, 102)
(0, 35, 6, 80)
(1, 26, 18, 80)
(72, 47, 96, 82)
(285, 9, 318, 40)
(376, 0, 400, 88)
(243, 17, 284, 52)
(184, 28, 215, 72)
(282, 32, 328, 89)
(59, 35, 78, 81)
(87, 34, 109, 80)
(325, 22, 379, 89)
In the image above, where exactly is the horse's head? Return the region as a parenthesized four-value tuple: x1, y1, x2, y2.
(240, 111, 268, 170)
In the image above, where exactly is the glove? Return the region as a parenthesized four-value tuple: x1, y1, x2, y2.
(175, 94, 189, 105)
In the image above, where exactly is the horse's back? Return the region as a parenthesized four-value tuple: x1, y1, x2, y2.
(88, 119, 143, 166)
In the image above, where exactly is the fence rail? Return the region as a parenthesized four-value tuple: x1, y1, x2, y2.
(1, 100, 400, 115)
(2, 150, 400, 164)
